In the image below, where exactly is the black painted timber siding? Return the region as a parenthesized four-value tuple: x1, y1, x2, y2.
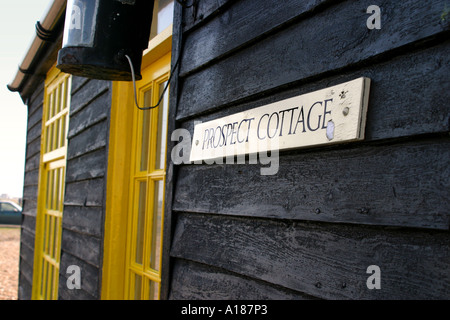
(18, 81, 45, 300)
(166, 0, 450, 299)
(58, 77, 111, 300)
(17, 75, 111, 300)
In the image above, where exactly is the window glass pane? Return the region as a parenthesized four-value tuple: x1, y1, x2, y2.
(149, 280, 160, 300)
(60, 114, 67, 148)
(140, 90, 152, 171)
(54, 168, 60, 210)
(149, 180, 164, 271)
(59, 167, 65, 211)
(53, 218, 61, 260)
(149, 0, 174, 40)
(134, 273, 142, 300)
(49, 216, 55, 256)
(49, 91, 55, 118)
(49, 123, 54, 152)
(157, 0, 174, 33)
(135, 181, 147, 264)
(40, 258, 46, 297)
(55, 118, 61, 149)
(51, 169, 57, 210)
(62, 78, 67, 110)
(47, 170, 54, 210)
(47, 263, 53, 299)
(63, 0, 100, 47)
(1, 203, 17, 212)
(56, 84, 62, 115)
(155, 81, 169, 170)
(43, 215, 49, 254)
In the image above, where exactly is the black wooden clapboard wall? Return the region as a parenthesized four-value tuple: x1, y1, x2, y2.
(165, 0, 450, 299)
(17, 0, 449, 300)
(20, 75, 112, 300)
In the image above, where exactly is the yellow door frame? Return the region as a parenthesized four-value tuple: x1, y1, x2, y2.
(102, 26, 172, 300)
(124, 59, 170, 300)
(32, 66, 71, 300)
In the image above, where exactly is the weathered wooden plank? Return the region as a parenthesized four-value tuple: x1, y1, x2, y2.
(24, 152, 40, 172)
(26, 81, 44, 115)
(169, 259, 315, 300)
(67, 89, 110, 138)
(177, 0, 449, 120)
(69, 79, 110, 116)
(21, 199, 37, 219)
(174, 138, 450, 230)
(22, 185, 38, 203)
(26, 120, 42, 145)
(59, 251, 100, 299)
(178, 41, 450, 145)
(18, 237, 35, 276)
(58, 283, 96, 300)
(18, 235, 35, 300)
(160, 1, 185, 300)
(66, 148, 106, 183)
(70, 76, 90, 95)
(18, 261, 34, 298)
(182, 0, 236, 32)
(25, 137, 41, 162)
(27, 106, 43, 132)
(18, 273, 32, 300)
(61, 228, 102, 268)
(62, 205, 103, 238)
(23, 169, 39, 188)
(27, 81, 44, 124)
(180, 0, 330, 75)
(67, 120, 108, 160)
(171, 213, 450, 299)
(18, 256, 33, 282)
(19, 228, 35, 254)
(20, 214, 36, 235)
(64, 178, 105, 207)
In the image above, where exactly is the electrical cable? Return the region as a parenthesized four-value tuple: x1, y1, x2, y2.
(125, 0, 187, 111)
(125, 53, 181, 111)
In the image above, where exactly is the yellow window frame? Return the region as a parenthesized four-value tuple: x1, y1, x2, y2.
(32, 66, 71, 300)
(102, 26, 172, 300)
(125, 69, 169, 300)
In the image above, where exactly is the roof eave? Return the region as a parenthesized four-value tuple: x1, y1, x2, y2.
(7, 0, 66, 102)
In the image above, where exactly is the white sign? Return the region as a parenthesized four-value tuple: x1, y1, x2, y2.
(190, 77, 371, 162)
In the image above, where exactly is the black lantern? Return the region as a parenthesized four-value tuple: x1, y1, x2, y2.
(57, 0, 154, 81)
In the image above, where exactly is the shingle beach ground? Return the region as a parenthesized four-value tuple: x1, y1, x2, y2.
(0, 226, 20, 300)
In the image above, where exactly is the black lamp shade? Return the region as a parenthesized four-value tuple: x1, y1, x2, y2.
(57, 0, 154, 81)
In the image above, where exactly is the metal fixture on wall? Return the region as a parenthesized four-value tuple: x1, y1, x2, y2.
(57, 0, 189, 110)
(56, 0, 155, 81)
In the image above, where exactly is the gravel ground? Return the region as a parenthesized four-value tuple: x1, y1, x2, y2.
(0, 226, 20, 300)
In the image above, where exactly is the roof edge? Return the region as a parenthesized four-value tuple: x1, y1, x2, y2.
(7, 0, 66, 100)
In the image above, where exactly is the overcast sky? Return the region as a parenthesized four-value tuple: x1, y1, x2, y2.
(0, 0, 52, 198)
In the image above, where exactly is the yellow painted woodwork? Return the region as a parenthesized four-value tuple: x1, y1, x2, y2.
(102, 35, 171, 300)
(32, 66, 71, 300)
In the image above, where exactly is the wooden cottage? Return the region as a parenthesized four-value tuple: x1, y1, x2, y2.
(8, 0, 449, 300)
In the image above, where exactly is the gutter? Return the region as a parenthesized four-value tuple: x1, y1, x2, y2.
(7, 0, 66, 102)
